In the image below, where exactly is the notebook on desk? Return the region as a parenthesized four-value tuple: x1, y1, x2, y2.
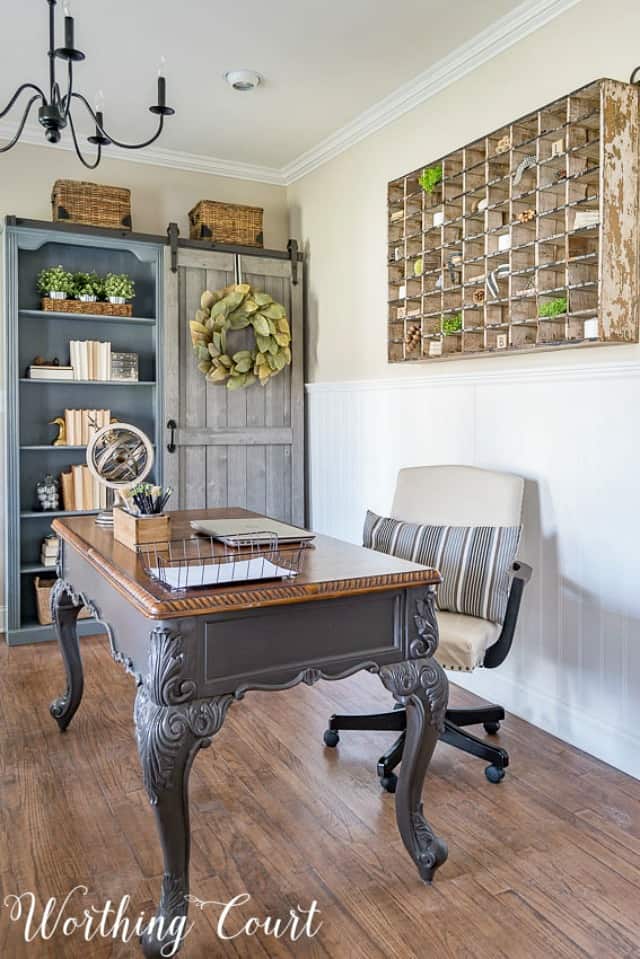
(190, 517, 315, 547)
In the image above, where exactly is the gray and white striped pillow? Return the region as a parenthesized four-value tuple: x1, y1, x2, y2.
(363, 510, 520, 625)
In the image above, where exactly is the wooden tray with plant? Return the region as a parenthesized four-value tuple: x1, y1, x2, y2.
(37, 266, 135, 316)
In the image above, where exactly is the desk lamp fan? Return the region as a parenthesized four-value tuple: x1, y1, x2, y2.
(86, 423, 154, 527)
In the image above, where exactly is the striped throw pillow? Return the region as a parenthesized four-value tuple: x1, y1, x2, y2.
(363, 510, 520, 625)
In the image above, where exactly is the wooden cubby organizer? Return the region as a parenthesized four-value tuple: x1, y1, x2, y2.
(388, 79, 640, 363)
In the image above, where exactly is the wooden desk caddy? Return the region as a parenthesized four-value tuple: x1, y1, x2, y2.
(113, 508, 170, 551)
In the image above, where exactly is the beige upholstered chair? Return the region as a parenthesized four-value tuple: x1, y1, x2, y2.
(323, 465, 532, 787)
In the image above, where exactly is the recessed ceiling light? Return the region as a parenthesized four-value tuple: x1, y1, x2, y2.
(225, 70, 262, 92)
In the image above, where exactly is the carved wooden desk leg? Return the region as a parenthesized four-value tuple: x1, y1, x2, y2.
(50, 580, 86, 732)
(134, 627, 233, 959)
(379, 590, 449, 883)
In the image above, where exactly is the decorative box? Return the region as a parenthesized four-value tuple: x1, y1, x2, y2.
(51, 180, 132, 231)
(188, 200, 264, 247)
(113, 508, 170, 551)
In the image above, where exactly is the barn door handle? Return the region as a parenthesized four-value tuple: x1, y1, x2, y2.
(166, 419, 177, 453)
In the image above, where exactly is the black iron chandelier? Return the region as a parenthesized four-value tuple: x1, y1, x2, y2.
(0, 0, 174, 168)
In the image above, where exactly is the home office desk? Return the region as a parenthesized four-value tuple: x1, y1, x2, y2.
(50, 508, 448, 958)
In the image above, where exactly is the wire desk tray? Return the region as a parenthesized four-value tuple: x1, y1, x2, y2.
(139, 533, 310, 592)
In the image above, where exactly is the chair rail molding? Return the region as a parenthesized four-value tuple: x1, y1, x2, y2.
(306, 357, 640, 778)
(305, 359, 640, 393)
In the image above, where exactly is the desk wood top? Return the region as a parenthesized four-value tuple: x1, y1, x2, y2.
(53, 508, 440, 620)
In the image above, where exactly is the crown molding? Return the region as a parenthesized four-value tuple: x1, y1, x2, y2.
(0, 119, 287, 186)
(281, 0, 583, 184)
(305, 359, 640, 394)
(0, 0, 581, 188)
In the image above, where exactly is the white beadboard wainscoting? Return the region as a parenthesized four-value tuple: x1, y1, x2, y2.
(306, 360, 640, 778)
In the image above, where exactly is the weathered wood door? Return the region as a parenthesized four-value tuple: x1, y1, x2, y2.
(163, 247, 304, 524)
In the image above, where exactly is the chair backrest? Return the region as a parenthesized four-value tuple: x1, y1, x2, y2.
(391, 465, 524, 528)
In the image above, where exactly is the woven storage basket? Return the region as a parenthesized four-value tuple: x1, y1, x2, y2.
(189, 200, 263, 247)
(34, 577, 91, 626)
(41, 297, 133, 317)
(52, 180, 132, 231)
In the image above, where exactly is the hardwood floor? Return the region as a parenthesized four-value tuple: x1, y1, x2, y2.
(1, 634, 640, 958)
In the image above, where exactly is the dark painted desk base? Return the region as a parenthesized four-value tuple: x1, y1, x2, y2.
(50, 578, 448, 959)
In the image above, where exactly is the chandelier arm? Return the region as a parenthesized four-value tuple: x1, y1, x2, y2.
(71, 92, 165, 150)
(59, 61, 74, 121)
(0, 95, 41, 153)
(0, 83, 46, 120)
(68, 109, 102, 169)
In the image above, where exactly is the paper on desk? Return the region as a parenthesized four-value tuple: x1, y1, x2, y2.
(149, 556, 296, 589)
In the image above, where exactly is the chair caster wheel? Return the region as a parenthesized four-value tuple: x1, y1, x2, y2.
(485, 764, 505, 783)
(380, 773, 398, 794)
(323, 729, 339, 748)
(484, 721, 501, 735)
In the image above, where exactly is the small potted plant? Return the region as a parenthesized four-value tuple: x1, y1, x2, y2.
(538, 297, 567, 318)
(442, 312, 462, 335)
(37, 265, 74, 300)
(73, 271, 104, 303)
(104, 273, 135, 304)
(419, 164, 443, 196)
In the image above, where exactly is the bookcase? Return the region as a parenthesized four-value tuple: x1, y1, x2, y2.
(387, 79, 640, 362)
(3, 220, 164, 644)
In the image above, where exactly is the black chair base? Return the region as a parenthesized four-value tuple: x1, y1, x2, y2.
(324, 704, 509, 791)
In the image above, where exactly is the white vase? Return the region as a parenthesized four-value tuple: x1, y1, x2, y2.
(49, 290, 66, 300)
(78, 294, 97, 302)
(108, 296, 126, 304)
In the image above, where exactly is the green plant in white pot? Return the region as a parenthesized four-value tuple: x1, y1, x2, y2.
(104, 273, 135, 304)
(73, 271, 104, 303)
(37, 265, 74, 300)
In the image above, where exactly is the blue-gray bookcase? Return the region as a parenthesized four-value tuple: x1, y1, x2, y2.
(2, 218, 164, 645)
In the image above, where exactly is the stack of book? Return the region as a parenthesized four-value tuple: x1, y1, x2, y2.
(40, 535, 60, 568)
(60, 465, 107, 512)
(70, 340, 112, 381)
(28, 364, 74, 381)
(63, 409, 111, 447)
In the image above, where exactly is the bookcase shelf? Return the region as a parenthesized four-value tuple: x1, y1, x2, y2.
(20, 509, 100, 519)
(388, 79, 640, 363)
(20, 378, 156, 386)
(3, 220, 164, 645)
(19, 309, 156, 325)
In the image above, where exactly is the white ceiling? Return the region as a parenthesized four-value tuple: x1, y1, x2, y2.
(0, 0, 574, 181)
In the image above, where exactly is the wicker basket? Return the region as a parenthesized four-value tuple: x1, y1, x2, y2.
(52, 180, 132, 231)
(35, 576, 92, 626)
(41, 298, 133, 317)
(189, 200, 263, 247)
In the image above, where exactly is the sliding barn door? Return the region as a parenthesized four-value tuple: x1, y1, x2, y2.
(163, 247, 304, 524)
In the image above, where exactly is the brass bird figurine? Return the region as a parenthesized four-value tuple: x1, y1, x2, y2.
(49, 417, 67, 447)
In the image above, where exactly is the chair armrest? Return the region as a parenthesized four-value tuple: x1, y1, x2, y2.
(482, 560, 532, 670)
(511, 560, 532, 583)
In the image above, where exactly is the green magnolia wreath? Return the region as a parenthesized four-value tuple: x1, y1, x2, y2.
(190, 283, 291, 389)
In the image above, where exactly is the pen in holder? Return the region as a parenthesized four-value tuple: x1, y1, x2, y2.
(113, 484, 173, 551)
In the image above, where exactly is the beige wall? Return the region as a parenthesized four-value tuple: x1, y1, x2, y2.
(0, 142, 288, 245)
(287, 0, 640, 383)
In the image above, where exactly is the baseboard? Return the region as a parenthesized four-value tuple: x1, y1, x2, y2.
(452, 668, 640, 780)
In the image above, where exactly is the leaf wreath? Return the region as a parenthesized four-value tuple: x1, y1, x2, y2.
(190, 283, 291, 390)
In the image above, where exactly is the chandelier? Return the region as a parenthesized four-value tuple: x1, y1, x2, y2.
(0, 0, 174, 169)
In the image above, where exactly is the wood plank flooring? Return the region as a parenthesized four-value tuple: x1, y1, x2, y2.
(1, 634, 640, 958)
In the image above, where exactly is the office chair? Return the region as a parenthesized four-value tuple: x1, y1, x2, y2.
(323, 465, 532, 789)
